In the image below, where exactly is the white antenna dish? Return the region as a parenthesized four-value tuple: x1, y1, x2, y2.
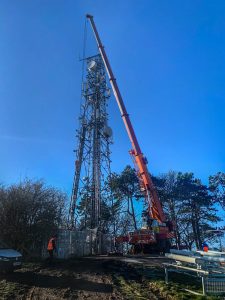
(88, 60, 97, 71)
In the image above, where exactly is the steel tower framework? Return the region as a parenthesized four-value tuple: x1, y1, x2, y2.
(69, 54, 112, 230)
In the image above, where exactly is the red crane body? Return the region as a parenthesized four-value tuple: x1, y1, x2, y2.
(86, 15, 173, 250)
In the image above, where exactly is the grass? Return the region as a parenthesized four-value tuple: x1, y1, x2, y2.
(111, 262, 222, 300)
(0, 279, 26, 299)
(113, 275, 151, 300)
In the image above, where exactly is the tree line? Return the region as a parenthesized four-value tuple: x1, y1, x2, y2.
(153, 171, 223, 249)
(77, 166, 225, 250)
(0, 169, 224, 254)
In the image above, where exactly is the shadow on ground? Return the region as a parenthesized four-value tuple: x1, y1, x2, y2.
(2, 270, 113, 294)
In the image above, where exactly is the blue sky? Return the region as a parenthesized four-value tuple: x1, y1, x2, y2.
(0, 0, 225, 196)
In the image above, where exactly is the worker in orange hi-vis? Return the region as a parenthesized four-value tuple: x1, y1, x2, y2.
(202, 241, 209, 252)
(47, 234, 57, 263)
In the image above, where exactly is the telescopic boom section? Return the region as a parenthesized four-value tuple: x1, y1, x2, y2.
(86, 14, 166, 224)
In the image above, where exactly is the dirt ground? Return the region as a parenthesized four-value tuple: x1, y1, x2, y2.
(0, 256, 170, 300)
(0, 257, 123, 300)
(0, 256, 219, 299)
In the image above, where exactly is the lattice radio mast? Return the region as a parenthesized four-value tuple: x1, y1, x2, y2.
(68, 54, 112, 230)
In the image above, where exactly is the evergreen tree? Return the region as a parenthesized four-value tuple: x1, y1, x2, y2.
(153, 171, 183, 248)
(154, 172, 220, 249)
(175, 172, 220, 249)
(107, 165, 142, 233)
(209, 172, 225, 209)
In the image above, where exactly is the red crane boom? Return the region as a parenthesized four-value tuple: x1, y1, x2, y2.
(86, 14, 166, 224)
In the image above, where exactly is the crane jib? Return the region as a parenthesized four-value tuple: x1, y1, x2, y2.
(86, 14, 166, 224)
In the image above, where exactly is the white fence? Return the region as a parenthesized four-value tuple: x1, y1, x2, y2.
(43, 229, 114, 259)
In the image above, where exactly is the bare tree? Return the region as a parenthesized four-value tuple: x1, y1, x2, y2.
(0, 179, 67, 255)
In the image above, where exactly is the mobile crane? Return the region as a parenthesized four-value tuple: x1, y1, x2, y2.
(86, 15, 174, 253)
